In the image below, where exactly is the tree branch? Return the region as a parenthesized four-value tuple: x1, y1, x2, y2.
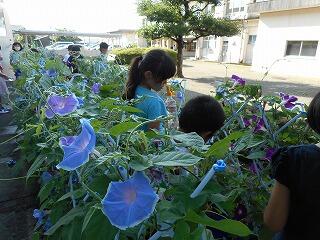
(192, 2, 210, 14)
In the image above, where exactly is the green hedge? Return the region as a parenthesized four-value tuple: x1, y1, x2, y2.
(112, 47, 177, 65)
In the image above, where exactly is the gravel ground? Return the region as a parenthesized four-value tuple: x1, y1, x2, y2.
(180, 59, 320, 104)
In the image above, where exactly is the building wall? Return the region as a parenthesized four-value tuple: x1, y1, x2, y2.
(196, 19, 258, 64)
(251, 7, 320, 77)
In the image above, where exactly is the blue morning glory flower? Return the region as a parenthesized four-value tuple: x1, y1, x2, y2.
(38, 58, 45, 68)
(56, 119, 96, 171)
(14, 69, 22, 78)
(101, 172, 159, 230)
(77, 97, 84, 108)
(92, 82, 101, 94)
(33, 209, 45, 222)
(46, 69, 57, 78)
(43, 219, 52, 232)
(41, 171, 53, 184)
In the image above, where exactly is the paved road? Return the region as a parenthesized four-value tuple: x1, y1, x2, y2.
(180, 59, 320, 104)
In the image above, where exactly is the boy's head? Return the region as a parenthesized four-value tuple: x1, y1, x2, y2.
(70, 45, 81, 57)
(100, 42, 109, 54)
(307, 92, 320, 134)
(179, 95, 226, 142)
(67, 45, 73, 53)
(12, 42, 23, 52)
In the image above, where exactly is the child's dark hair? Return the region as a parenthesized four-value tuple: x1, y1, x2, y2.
(307, 92, 320, 134)
(179, 95, 226, 136)
(12, 42, 23, 51)
(67, 45, 73, 51)
(125, 49, 176, 100)
(100, 42, 109, 49)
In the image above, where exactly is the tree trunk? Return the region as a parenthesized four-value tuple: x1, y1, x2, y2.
(176, 36, 184, 78)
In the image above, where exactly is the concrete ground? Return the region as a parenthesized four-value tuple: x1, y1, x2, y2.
(181, 59, 320, 104)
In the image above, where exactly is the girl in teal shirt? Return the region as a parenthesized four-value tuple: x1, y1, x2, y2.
(124, 49, 176, 131)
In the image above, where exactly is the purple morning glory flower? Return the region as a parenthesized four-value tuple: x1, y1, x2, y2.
(249, 162, 259, 174)
(243, 118, 251, 127)
(45, 94, 79, 119)
(253, 118, 265, 132)
(265, 148, 276, 161)
(92, 83, 101, 94)
(41, 171, 53, 184)
(243, 115, 265, 132)
(46, 69, 57, 78)
(279, 92, 298, 109)
(56, 119, 96, 171)
(101, 171, 159, 230)
(234, 203, 247, 221)
(147, 167, 165, 185)
(231, 74, 245, 86)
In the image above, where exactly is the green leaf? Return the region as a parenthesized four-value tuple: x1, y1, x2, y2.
(172, 132, 205, 148)
(45, 207, 84, 235)
(174, 220, 190, 240)
(26, 155, 46, 180)
(152, 151, 203, 167)
(109, 121, 140, 136)
(206, 131, 245, 158)
(129, 156, 152, 171)
(81, 210, 117, 240)
(38, 180, 56, 203)
(184, 210, 252, 237)
(81, 204, 99, 234)
(35, 124, 42, 136)
(246, 151, 266, 160)
(100, 98, 142, 113)
(57, 189, 85, 202)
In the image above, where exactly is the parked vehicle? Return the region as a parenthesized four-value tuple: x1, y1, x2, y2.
(45, 42, 74, 51)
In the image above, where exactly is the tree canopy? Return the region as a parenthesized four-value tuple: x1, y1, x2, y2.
(138, 0, 240, 76)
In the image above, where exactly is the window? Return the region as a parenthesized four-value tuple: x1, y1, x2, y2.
(285, 41, 318, 57)
(226, 0, 245, 15)
(248, 35, 257, 45)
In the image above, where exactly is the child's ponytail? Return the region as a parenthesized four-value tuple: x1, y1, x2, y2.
(125, 56, 143, 100)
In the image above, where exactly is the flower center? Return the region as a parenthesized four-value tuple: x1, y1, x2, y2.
(57, 101, 65, 109)
(124, 188, 137, 204)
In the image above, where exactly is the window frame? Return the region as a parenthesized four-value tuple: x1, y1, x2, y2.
(285, 40, 318, 57)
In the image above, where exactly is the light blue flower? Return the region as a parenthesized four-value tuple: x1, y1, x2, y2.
(101, 172, 159, 230)
(56, 119, 96, 171)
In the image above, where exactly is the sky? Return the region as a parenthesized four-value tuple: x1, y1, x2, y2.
(5, 0, 142, 33)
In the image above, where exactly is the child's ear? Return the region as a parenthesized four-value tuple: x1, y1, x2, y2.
(144, 71, 153, 80)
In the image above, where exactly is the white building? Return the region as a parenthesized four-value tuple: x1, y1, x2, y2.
(196, 0, 320, 77)
(196, 0, 259, 65)
(108, 29, 147, 48)
(249, 0, 320, 77)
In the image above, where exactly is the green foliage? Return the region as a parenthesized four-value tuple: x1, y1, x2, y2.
(112, 47, 177, 64)
(12, 48, 320, 240)
(138, 0, 240, 40)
